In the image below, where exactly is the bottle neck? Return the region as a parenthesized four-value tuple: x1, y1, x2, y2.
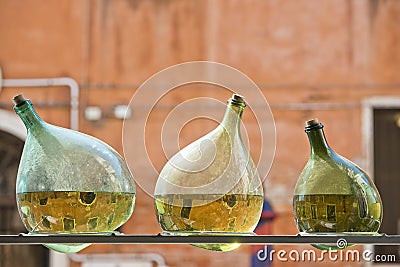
(306, 128, 331, 157)
(14, 100, 45, 130)
(221, 102, 244, 134)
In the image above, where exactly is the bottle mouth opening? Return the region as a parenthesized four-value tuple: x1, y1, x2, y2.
(305, 118, 324, 131)
(13, 94, 27, 106)
(227, 94, 246, 108)
(12, 94, 33, 114)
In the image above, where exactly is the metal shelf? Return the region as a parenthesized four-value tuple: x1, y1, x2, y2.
(0, 234, 399, 245)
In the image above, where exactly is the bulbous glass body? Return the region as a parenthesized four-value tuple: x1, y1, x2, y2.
(293, 119, 383, 249)
(13, 94, 136, 253)
(154, 94, 264, 252)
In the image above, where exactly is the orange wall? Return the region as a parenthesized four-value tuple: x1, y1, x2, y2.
(0, 1, 400, 266)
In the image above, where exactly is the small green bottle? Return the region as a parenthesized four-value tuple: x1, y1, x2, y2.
(293, 119, 383, 249)
(13, 94, 136, 253)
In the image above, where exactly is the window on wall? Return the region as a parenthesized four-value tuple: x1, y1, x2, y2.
(373, 109, 400, 264)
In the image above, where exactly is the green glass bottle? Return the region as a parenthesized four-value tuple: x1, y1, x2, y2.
(293, 119, 382, 249)
(154, 94, 264, 252)
(13, 94, 136, 253)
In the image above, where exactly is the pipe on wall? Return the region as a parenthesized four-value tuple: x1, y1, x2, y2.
(0, 72, 79, 130)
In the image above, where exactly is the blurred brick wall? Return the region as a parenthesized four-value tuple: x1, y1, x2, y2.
(0, 1, 400, 266)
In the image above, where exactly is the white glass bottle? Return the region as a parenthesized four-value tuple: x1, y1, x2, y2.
(154, 94, 263, 251)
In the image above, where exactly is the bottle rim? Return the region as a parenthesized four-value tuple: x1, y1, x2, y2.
(305, 119, 324, 132)
(13, 99, 33, 114)
(13, 94, 27, 106)
(227, 94, 246, 108)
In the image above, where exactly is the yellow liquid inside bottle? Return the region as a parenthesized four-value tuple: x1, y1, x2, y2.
(17, 191, 135, 253)
(155, 194, 263, 251)
(293, 194, 382, 250)
(293, 194, 381, 233)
